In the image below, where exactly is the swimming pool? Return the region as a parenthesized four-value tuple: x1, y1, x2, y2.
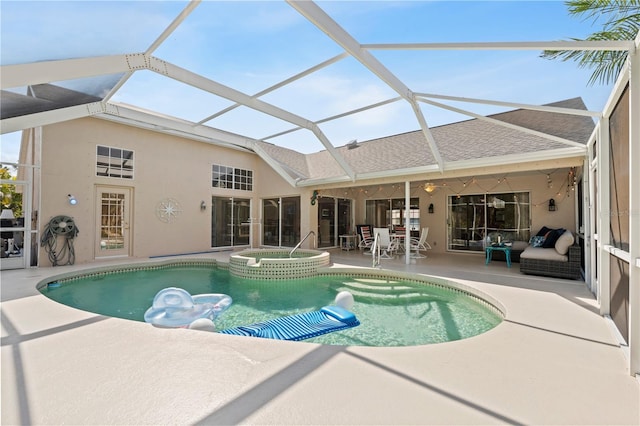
(39, 261, 503, 347)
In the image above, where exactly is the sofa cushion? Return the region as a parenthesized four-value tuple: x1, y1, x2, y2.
(521, 246, 568, 262)
(554, 231, 575, 255)
(542, 228, 565, 248)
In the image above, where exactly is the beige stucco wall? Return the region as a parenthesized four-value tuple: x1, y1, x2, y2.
(39, 117, 297, 266)
(38, 116, 579, 266)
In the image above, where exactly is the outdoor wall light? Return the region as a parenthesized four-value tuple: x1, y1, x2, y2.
(548, 198, 556, 212)
(68, 194, 78, 206)
(200, 200, 206, 211)
(428, 203, 434, 214)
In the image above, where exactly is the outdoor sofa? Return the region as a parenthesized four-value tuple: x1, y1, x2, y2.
(519, 227, 581, 280)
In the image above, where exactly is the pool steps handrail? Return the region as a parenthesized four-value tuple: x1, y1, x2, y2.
(289, 230, 316, 258)
(372, 232, 381, 268)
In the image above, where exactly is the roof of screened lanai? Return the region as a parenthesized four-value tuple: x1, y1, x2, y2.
(0, 1, 634, 186)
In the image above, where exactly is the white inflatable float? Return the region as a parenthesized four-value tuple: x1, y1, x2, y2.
(144, 287, 232, 328)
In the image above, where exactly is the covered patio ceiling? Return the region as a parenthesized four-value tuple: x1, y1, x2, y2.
(0, 1, 634, 186)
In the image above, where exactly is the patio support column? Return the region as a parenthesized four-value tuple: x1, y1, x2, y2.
(628, 42, 640, 377)
(596, 118, 611, 314)
(584, 149, 594, 293)
(405, 181, 411, 265)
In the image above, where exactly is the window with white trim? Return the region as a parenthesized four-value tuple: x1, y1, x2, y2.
(96, 145, 134, 179)
(212, 164, 253, 191)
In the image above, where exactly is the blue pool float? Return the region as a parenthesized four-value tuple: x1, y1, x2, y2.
(144, 287, 232, 328)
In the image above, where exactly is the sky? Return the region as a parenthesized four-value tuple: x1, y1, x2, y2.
(0, 0, 619, 165)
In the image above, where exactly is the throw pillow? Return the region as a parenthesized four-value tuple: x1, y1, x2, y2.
(536, 226, 551, 237)
(542, 228, 565, 248)
(530, 235, 546, 247)
(554, 230, 575, 255)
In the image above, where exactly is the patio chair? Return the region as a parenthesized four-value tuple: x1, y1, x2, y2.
(357, 224, 374, 252)
(373, 227, 398, 258)
(409, 227, 431, 258)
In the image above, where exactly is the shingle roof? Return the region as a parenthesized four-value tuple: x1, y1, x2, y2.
(260, 97, 594, 182)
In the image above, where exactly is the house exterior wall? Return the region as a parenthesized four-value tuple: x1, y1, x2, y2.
(39, 117, 295, 266)
(38, 116, 580, 267)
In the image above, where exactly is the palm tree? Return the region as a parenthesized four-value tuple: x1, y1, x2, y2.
(542, 0, 640, 85)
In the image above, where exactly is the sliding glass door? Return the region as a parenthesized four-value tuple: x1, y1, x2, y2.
(211, 197, 251, 248)
(447, 192, 530, 252)
(262, 196, 300, 247)
(317, 197, 353, 248)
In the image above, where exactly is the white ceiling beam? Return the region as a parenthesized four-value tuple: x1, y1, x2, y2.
(363, 40, 634, 51)
(287, 1, 411, 101)
(198, 52, 350, 125)
(415, 93, 601, 117)
(145, 1, 201, 55)
(153, 57, 356, 180)
(1, 102, 102, 134)
(287, 0, 444, 171)
(419, 97, 587, 149)
(103, 0, 202, 102)
(1, 54, 140, 90)
(98, 103, 255, 150)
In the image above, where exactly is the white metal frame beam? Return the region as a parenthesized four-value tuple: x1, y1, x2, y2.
(287, 0, 445, 171)
(363, 40, 634, 51)
(416, 93, 601, 118)
(628, 31, 640, 377)
(103, 0, 202, 102)
(197, 52, 350, 125)
(154, 57, 355, 180)
(1, 52, 356, 180)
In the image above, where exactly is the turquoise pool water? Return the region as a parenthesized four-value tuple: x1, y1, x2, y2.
(41, 266, 502, 347)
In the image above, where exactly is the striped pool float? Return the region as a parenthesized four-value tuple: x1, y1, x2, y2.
(219, 305, 360, 341)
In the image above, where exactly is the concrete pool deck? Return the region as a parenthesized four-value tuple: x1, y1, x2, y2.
(2, 250, 639, 425)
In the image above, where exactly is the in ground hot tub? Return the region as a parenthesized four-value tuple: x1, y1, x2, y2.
(229, 249, 330, 279)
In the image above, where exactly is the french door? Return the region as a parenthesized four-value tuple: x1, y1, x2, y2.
(95, 186, 131, 258)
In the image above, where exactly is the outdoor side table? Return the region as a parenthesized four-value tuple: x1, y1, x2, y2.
(340, 234, 356, 251)
(485, 245, 512, 267)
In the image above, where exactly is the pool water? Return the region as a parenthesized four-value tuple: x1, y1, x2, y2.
(41, 266, 502, 347)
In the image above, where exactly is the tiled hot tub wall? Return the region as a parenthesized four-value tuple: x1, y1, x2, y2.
(229, 249, 330, 280)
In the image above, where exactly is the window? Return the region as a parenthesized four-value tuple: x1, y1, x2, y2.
(96, 146, 134, 179)
(212, 164, 253, 191)
(447, 192, 531, 252)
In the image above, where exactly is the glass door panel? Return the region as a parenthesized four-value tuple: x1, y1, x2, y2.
(318, 197, 334, 247)
(337, 199, 352, 236)
(281, 197, 300, 247)
(234, 198, 251, 246)
(211, 197, 232, 247)
(261, 197, 300, 247)
(262, 198, 279, 246)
